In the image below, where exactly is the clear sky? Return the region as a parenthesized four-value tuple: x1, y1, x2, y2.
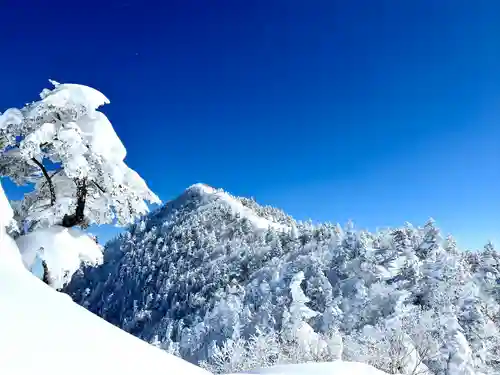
(0, 1, 499, 250)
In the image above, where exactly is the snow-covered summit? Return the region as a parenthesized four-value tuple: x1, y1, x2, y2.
(184, 183, 289, 231)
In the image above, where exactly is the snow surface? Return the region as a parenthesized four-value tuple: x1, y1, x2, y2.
(16, 226, 104, 289)
(235, 361, 389, 375)
(0, 108, 23, 130)
(0, 181, 22, 265)
(189, 183, 288, 231)
(0, 179, 13, 228)
(0, 243, 211, 374)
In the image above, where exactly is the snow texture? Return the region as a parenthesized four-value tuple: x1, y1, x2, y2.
(16, 226, 103, 289)
(40, 79, 110, 110)
(77, 111, 126, 162)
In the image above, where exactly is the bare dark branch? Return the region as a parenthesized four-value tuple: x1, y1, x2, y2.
(92, 180, 106, 194)
(30, 157, 56, 206)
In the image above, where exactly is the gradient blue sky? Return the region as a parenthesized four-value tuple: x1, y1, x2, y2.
(1, 1, 499, 249)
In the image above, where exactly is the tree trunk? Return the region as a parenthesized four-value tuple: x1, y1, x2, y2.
(62, 178, 87, 228)
(42, 260, 51, 286)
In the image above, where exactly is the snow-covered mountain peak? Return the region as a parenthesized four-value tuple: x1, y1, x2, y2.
(180, 183, 289, 231)
(186, 182, 217, 195)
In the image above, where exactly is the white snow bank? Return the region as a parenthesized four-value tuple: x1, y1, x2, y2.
(0, 179, 13, 227)
(189, 183, 288, 232)
(16, 226, 103, 289)
(0, 182, 23, 265)
(238, 361, 389, 375)
(0, 250, 211, 375)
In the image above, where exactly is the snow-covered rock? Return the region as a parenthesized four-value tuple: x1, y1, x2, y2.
(16, 226, 103, 289)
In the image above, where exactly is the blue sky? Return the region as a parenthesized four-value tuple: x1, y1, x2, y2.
(1, 1, 499, 249)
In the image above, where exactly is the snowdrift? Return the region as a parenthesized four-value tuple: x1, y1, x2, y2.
(0, 249, 210, 374)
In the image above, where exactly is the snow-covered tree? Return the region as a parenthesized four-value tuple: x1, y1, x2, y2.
(0, 80, 160, 230)
(282, 271, 326, 359)
(0, 81, 159, 288)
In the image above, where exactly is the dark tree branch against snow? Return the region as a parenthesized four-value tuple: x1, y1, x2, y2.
(30, 157, 56, 206)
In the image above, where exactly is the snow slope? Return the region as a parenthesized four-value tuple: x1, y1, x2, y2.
(240, 362, 390, 375)
(0, 260, 211, 374)
(188, 183, 288, 231)
(0, 181, 21, 264)
(0, 179, 13, 227)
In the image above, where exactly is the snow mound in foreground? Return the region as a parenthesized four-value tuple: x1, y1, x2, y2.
(16, 226, 104, 289)
(0, 182, 22, 264)
(0, 180, 13, 228)
(239, 361, 389, 375)
(0, 249, 210, 375)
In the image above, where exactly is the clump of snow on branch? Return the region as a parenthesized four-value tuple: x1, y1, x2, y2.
(16, 226, 103, 290)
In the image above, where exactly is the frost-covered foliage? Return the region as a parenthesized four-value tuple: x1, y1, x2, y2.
(66, 184, 500, 375)
(0, 80, 160, 231)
